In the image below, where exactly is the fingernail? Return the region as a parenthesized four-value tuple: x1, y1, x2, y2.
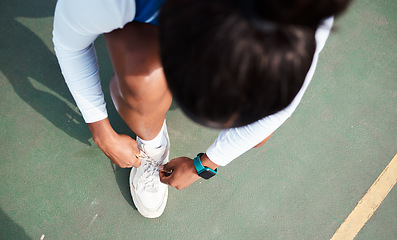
(159, 165, 164, 170)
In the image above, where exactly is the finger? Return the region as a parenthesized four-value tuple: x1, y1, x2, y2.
(159, 169, 172, 176)
(159, 162, 175, 182)
(119, 163, 132, 169)
(159, 163, 174, 172)
(135, 155, 142, 166)
(131, 157, 141, 168)
(159, 171, 172, 185)
(110, 157, 130, 169)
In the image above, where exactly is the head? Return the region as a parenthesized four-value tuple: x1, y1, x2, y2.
(159, 0, 351, 128)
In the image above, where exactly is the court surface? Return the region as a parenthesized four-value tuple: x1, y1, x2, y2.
(1, 0, 396, 239)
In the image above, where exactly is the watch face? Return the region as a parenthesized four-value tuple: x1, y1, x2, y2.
(199, 169, 216, 179)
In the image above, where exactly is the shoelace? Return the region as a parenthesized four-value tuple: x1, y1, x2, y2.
(139, 148, 162, 192)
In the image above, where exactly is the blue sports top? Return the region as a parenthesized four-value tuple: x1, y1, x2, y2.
(134, 0, 165, 25)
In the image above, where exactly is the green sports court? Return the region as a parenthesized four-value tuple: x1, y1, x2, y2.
(1, 0, 396, 239)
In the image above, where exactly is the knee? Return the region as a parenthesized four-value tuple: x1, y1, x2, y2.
(119, 74, 150, 99)
(119, 67, 167, 100)
(105, 22, 170, 110)
(112, 67, 170, 112)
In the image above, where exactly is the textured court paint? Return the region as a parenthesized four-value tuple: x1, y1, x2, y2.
(1, 0, 396, 239)
(331, 154, 397, 240)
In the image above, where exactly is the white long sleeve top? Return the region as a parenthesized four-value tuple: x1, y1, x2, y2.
(53, 0, 334, 166)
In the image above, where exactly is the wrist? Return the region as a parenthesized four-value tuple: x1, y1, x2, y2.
(88, 118, 117, 147)
(193, 153, 218, 180)
(199, 153, 219, 171)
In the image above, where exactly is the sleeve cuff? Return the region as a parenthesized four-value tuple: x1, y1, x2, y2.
(81, 106, 108, 123)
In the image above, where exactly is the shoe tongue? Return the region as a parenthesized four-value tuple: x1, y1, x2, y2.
(141, 164, 159, 192)
(143, 176, 158, 192)
(136, 143, 166, 192)
(141, 145, 165, 161)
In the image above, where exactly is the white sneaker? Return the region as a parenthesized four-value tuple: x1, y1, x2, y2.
(129, 127, 170, 218)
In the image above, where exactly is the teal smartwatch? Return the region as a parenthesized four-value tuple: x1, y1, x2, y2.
(193, 153, 218, 179)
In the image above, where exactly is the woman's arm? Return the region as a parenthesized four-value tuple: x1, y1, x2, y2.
(53, 0, 136, 123)
(206, 17, 334, 166)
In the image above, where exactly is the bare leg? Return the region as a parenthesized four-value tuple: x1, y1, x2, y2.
(105, 22, 172, 140)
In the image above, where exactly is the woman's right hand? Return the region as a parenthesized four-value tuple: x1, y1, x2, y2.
(88, 118, 142, 168)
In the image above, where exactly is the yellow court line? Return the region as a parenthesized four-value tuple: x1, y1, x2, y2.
(331, 153, 397, 240)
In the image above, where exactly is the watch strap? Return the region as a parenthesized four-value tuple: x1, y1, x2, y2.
(193, 153, 218, 177)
